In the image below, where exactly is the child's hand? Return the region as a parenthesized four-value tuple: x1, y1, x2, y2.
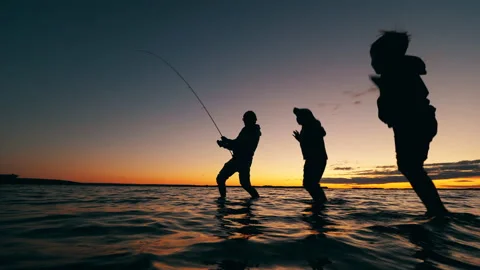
(292, 130, 300, 141)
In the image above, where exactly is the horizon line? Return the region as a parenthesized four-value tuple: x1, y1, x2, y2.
(0, 177, 479, 190)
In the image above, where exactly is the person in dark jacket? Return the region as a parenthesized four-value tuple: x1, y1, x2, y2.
(293, 107, 328, 205)
(369, 31, 448, 216)
(216, 111, 261, 199)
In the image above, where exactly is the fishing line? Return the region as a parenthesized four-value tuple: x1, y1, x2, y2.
(138, 50, 232, 155)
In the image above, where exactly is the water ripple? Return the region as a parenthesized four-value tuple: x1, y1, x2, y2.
(0, 185, 478, 269)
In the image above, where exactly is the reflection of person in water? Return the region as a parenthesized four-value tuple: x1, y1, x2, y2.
(293, 108, 328, 207)
(301, 210, 332, 269)
(369, 31, 448, 216)
(216, 111, 261, 200)
(215, 200, 262, 240)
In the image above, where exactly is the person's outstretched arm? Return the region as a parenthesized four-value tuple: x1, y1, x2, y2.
(217, 132, 240, 151)
(221, 136, 234, 143)
(293, 130, 301, 142)
(227, 128, 259, 152)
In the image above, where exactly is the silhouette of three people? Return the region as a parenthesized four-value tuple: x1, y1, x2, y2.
(214, 30, 449, 217)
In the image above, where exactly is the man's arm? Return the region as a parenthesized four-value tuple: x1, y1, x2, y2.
(221, 127, 247, 151)
(217, 135, 237, 150)
(235, 128, 261, 154)
(221, 136, 234, 143)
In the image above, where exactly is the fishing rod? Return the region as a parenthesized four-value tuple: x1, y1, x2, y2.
(138, 50, 232, 156)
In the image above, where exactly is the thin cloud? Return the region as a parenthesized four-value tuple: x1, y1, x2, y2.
(425, 159, 480, 179)
(322, 176, 406, 184)
(323, 159, 480, 185)
(376, 165, 397, 169)
(333, 167, 354, 171)
(354, 169, 403, 176)
(317, 103, 341, 112)
(344, 87, 378, 99)
(454, 180, 473, 183)
(329, 161, 356, 167)
(425, 159, 480, 170)
(441, 185, 480, 189)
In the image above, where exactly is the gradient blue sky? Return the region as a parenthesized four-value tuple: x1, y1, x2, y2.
(1, 1, 479, 186)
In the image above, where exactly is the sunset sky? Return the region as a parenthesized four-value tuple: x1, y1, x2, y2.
(1, 1, 479, 188)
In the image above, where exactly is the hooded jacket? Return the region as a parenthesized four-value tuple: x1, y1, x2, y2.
(371, 55, 436, 128)
(224, 124, 261, 161)
(294, 108, 328, 161)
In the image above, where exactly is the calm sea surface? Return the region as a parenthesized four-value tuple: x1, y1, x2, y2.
(0, 185, 479, 270)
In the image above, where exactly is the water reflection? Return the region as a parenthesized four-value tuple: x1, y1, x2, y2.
(407, 218, 471, 270)
(409, 224, 441, 270)
(215, 199, 263, 240)
(301, 205, 333, 269)
(301, 205, 330, 236)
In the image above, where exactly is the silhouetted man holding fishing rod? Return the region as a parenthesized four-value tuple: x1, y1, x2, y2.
(369, 31, 448, 217)
(216, 111, 261, 200)
(137, 51, 261, 200)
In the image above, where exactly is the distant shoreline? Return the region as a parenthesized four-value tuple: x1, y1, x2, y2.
(0, 177, 478, 190)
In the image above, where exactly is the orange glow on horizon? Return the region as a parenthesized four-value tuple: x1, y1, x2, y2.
(35, 174, 479, 189)
(6, 157, 479, 189)
(322, 177, 480, 189)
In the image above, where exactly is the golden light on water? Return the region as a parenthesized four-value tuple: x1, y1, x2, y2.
(322, 177, 480, 189)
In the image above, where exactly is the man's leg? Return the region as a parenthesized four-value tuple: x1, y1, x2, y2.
(316, 160, 328, 204)
(399, 163, 448, 216)
(238, 161, 259, 199)
(216, 159, 237, 198)
(303, 160, 327, 204)
(395, 128, 448, 216)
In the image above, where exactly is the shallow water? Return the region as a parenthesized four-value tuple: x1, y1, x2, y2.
(0, 185, 479, 270)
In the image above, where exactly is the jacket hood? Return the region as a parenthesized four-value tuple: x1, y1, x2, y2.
(294, 108, 315, 122)
(403, 55, 426, 75)
(255, 124, 262, 136)
(294, 107, 322, 127)
(246, 123, 261, 136)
